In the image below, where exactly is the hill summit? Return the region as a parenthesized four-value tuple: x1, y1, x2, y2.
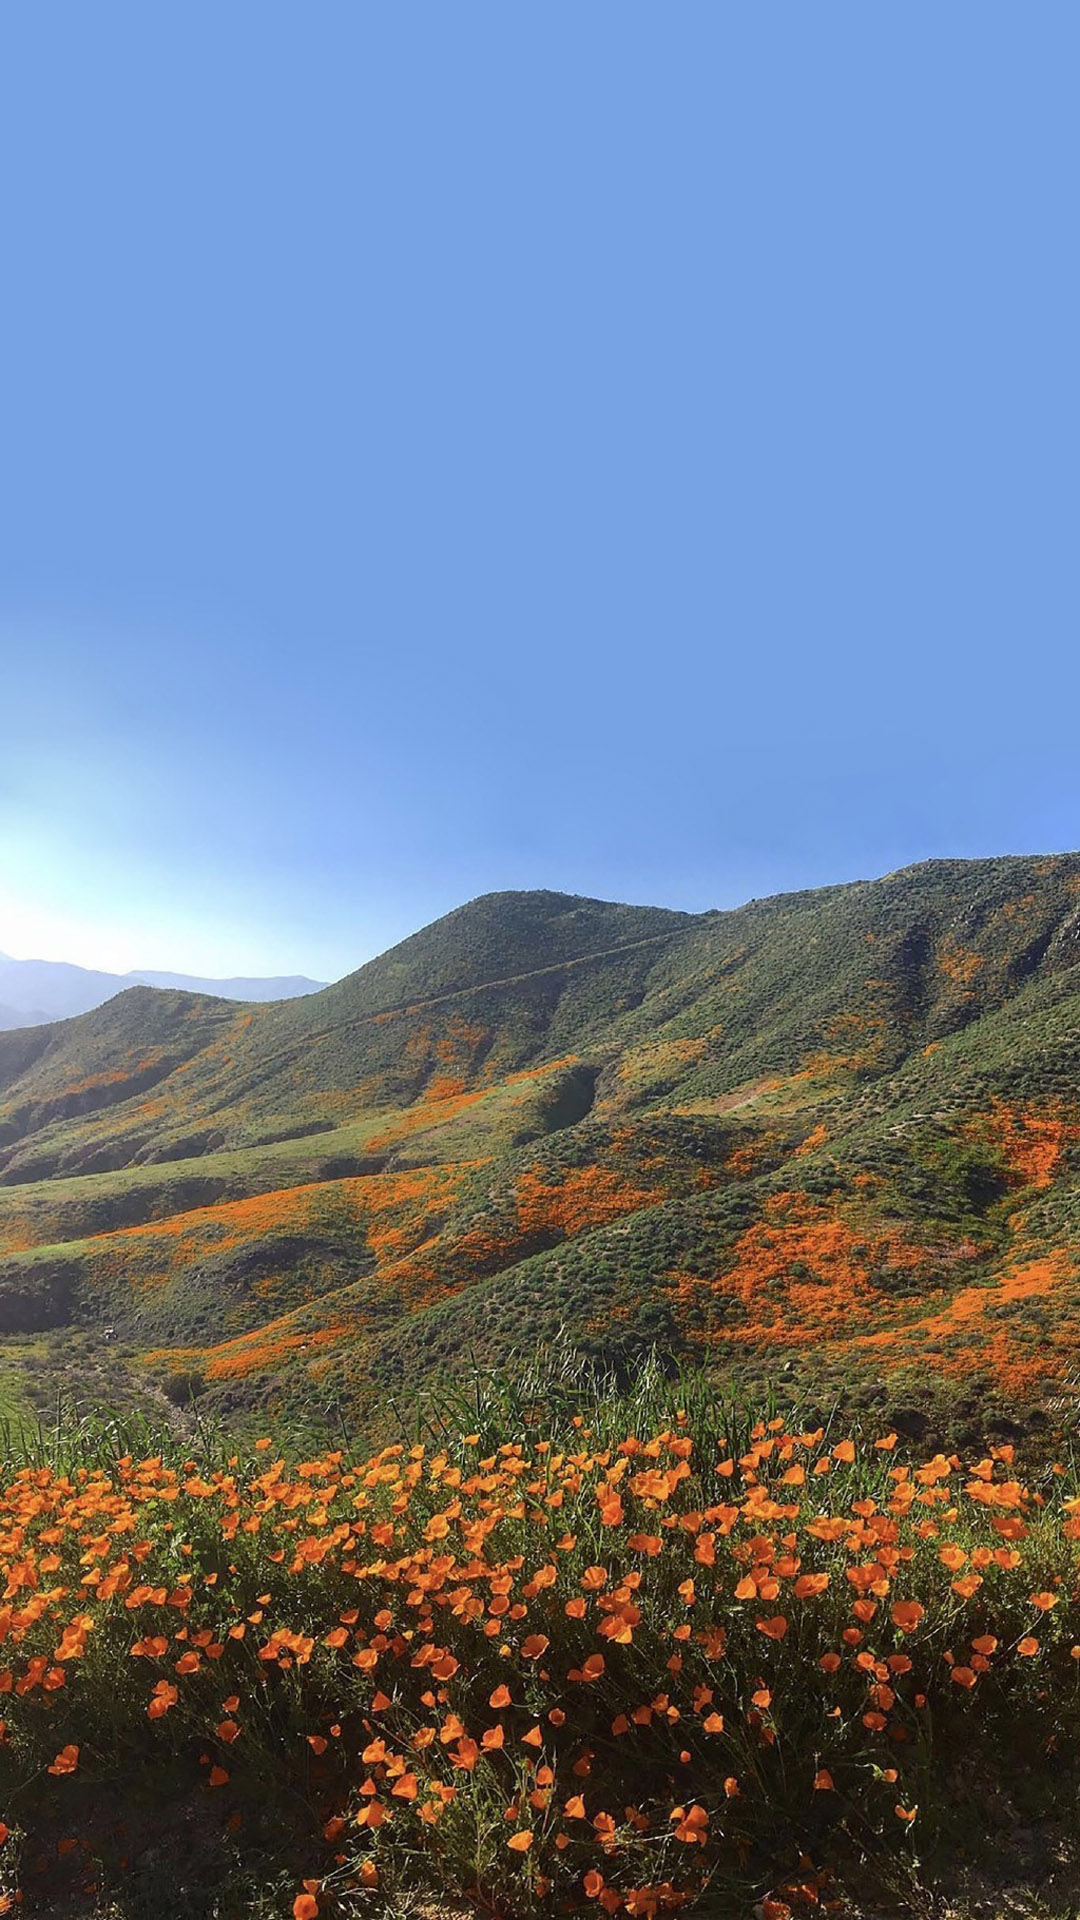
(2, 857, 1080, 1446)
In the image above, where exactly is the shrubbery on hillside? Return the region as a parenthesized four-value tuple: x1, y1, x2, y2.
(4, 860, 1080, 1461)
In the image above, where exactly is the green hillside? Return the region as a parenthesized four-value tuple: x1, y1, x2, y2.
(3, 857, 1080, 1447)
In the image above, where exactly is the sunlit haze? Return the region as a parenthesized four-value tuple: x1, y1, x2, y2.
(2, 5, 1078, 981)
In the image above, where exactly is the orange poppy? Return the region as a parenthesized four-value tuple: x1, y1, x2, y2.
(756, 1615, 789, 1640)
(890, 1600, 924, 1632)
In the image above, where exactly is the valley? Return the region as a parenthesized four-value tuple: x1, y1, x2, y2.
(2, 858, 1080, 1451)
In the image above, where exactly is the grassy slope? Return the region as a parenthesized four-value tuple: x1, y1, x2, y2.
(2, 861, 1080, 1445)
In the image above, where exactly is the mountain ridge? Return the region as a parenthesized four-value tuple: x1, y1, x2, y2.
(2, 854, 1080, 1449)
(0, 950, 326, 1029)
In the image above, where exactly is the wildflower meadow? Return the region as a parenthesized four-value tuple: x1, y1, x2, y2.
(1, 1367, 1078, 1917)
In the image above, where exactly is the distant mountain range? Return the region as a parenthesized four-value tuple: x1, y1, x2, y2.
(0, 952, 326, 1028)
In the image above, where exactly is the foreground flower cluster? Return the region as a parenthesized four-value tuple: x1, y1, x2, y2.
(1, 1404, 1079, 1917)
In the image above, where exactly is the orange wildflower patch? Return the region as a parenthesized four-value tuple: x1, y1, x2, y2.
(364, 1055, 580, 1152)
(681, 1192, 935, 1348)
(724, 1133, 782, 1178)
(148, 1317, 356, 1383)
(852, 1253, 1071, 1392)
(515, 1164, 658, 1240)
(968, 1100, 1078, 1191)
(4, 1405, 1080, 1916)
(937, 941, 984, 988)
(794, 1124, 828, 1159)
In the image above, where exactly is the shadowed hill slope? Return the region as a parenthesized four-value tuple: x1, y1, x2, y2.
(3, 859, 1080, 1446)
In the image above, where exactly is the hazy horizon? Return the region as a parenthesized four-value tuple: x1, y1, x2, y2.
(0, 944, 327, 984)
(6, 844, 1080, 984)
(3, 5, 1078, 980)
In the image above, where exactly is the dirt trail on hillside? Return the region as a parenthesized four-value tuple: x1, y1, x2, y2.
(218, 928, 683, 1096)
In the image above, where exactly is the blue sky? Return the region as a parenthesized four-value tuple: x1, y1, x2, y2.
(1, 5, 1077, 981)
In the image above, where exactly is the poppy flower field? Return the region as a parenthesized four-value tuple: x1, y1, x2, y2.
(2, 1370, 1079, 1918)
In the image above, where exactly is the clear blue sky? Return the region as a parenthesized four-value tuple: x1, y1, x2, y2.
(1, 5, 1077, 981)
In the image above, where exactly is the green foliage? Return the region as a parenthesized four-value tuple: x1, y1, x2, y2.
(3, 859, 1080, 1451)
